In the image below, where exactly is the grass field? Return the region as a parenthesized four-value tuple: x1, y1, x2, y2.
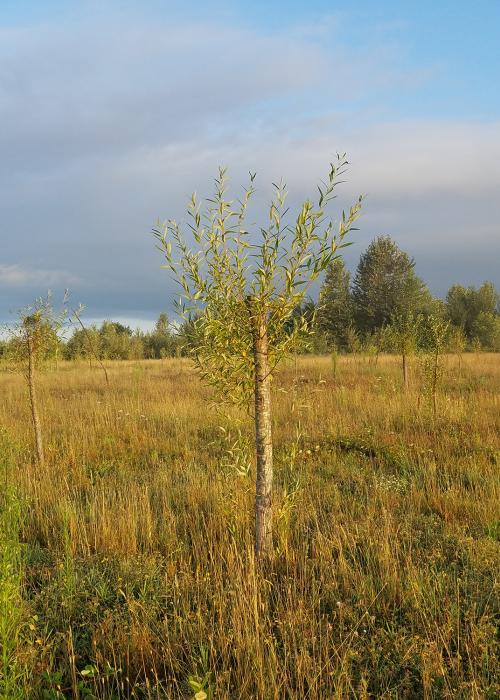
(0, 353, 499, 698)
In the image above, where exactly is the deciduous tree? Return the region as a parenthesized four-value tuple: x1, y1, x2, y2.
(386, 312, 423, 389)
(7, 294, 68, 467)
(446, 281, 499, 339)
(154, 159, 362, 558)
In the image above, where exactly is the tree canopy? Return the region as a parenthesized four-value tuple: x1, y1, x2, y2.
(352, 235, 432, 333)
(316, 258, 353, 350)
(446, 282, 499, 339)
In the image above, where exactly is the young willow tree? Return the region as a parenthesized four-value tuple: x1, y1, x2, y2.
(7, 294, 67, 468)
(154, 159, 362, 558)
(422, 315, 450, 419)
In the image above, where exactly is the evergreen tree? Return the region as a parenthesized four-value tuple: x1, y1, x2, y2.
(352, 235, 431, 333)
(316, 258, 352, 350)
(445, 284, 469, 329)
(144, 312, 176, 358)
(155, 312, 169, 335)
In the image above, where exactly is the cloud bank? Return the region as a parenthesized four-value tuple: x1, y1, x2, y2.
(1, 10, 499, 323)
(0, 264, 79, 288)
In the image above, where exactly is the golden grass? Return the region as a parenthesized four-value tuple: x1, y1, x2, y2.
(0, 353, 499, 698)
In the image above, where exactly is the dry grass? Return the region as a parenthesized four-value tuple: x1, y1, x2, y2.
(0, 353, 499, 698)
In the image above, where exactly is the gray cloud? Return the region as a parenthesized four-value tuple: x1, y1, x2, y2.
(1, 12, 498, 324)
(0, 20, 329, 173)
(0, 264, 79, 288)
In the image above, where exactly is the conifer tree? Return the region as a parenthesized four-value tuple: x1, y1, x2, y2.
(352, 235, 430, 333)
(316, 258, 352, 350)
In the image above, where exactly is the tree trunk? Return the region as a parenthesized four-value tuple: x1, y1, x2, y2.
(402, 352, 408, 390)
(331, 349, 337, 379)
(432, 349, 438, 419)
(251, 308, 273, 560)
(27, 338, 45, 467)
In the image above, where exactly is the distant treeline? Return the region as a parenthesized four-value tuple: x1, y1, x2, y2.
(0, 314, 192, 362)
(310, 235, 499, 353)
(1, 236, 498, 361)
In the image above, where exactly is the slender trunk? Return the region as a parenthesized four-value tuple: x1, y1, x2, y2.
(27, 338, 44, 467)
(332, 350, 337, 379)
(432, 349, 438, 419)
(252, 308, 273, 560)
(402, 352, 408, 390)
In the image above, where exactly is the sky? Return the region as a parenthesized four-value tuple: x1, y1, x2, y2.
(1, 0, 499, 328)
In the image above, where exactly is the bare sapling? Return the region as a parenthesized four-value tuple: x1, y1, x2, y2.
(387, 312, 423, 390)
(154, 159, 362, 559)
(26, 327, 44, 466)
(331, 345, 338, 379)
(421, 315, 450, 419)
(448, 325, 466, 371)
(72, 306, 109, 385)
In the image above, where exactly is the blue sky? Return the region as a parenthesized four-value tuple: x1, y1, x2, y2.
(1, 0, 499, 327)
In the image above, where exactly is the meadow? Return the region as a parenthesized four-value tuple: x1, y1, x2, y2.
(0, 353, 499, 698)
